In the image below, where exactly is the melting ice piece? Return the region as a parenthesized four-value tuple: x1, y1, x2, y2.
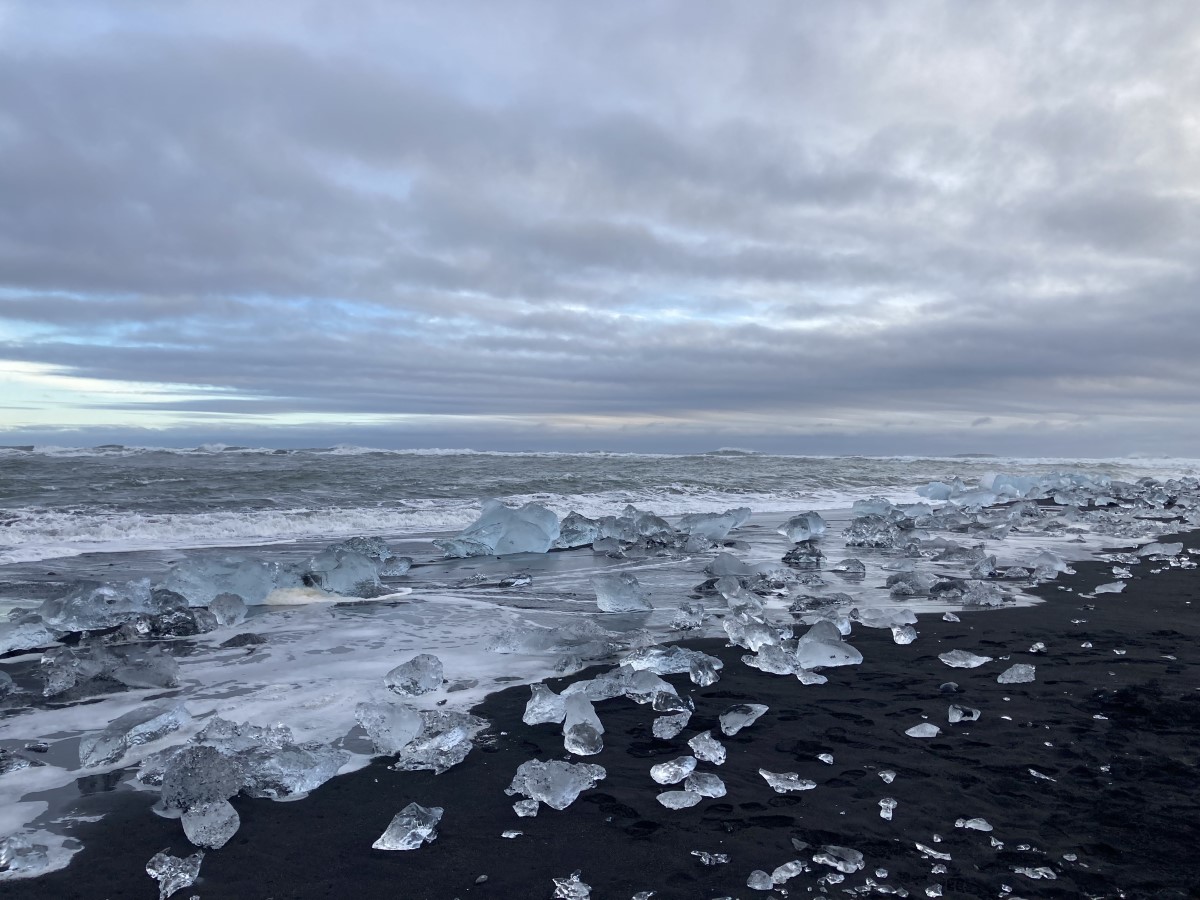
(505, 759, 607, 810)
(813, 845, 865, 873)
(758, 769, 817, 793)
(997, 664, 1036, 684)
(1093, 582, 1125, 594)
(684, 772, 726, 798)
(671, 601, 705, 630)
(372, 802, 443, 850)
(943, 612, 960, 623)
(778, 511, 828, 542)
(384, 653, 444, 696)
(182, 800, 240, 849)
(879, 797, 897, 820)
(915, 842, 951, 861)
(794, 638, 863, 670)
(243, 743, 349, 800)
(719, 703, 768, 736)
(650, 756, 697, 785)
(1138, 541, 1183, 557)
(938, 650, 992, 669)
(555, 512, 602, 549)
(772, 860, 806, 884)
(743, 644, 798, 675)
(110, 645, 181, 690)
(161, 553, 277, 606)
(832, 558, 866, 576)
(563, 694, 604, 756)
(158, 746, 244, 813)
(656, 790, 702, 809)
(854, 607, 918, 629)
(0, 620, 58, 656)
(691, 850, 730, 865)
(392, 710, 488, 774)
(948, 705, 980, 723)
(818, 753, 834, 764)
(39, 578, 159, 633)
(1014, 866, 1057, 879)
(797, 670, 827, 685)
(355, 701, 424, 754)
(687, 731, 726, 765)
(592, 572, 652, 612)
(79, 702, 191, 768)
(962, 581, 1006, 607)
(501, 830, 522, 838)
(891, 625, 918, 645)
(653, 712, 691, 739)
(209, 592, 248, 626)
(552, 870, 592, 899)
(844, 514, 901, 548)
(523, 684, 567, 726)
(623, 645, 724, 684)
(676, 507, 750, 540)
(905, 723, 940, 738)
(955, 817, 993, 832)
(747, 870, 774, 891)
(879, 770, 896, 783)
(146, 849, 204, 899)
(436, 499, 561, 557)
(513, 799, 539, 817)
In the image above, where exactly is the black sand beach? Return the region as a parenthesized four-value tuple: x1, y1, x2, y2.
(6, 535, 1200, 899)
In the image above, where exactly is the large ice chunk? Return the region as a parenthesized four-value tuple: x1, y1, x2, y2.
(158, 745, 245, 813)
(997, 663, 1036, 684)
(0, 620, 58, 655)
(554, 512, 603, 549)
(384, 653, 444, 696)
(562, 694, 604, 756)
(327, 536, 412, 576)
(650, 756, 697, 785)
(591, 572, 652, 612)
(372, 802, 443, 850)
(39, 578, 159, 632)
(181, 800, 240, 850)
(719, 703, 768, 736)
(302, 548, 382, 597)
(505, 759, 607, 810)
(522, 684, 567, 725)
(687, 731, 726, 765)
(675, 507, 751, 540)
(844, 515, 901, 548)
(354, 701, 424, 754)
(79, 702, 191, 768)
(391, 710, 488, 774)
(434, 499, 560, 557)
(160, 554, 277, 607)
(778, 511, 828, 543)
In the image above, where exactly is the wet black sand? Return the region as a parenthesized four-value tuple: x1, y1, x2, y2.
(5, 535, 1200, 899)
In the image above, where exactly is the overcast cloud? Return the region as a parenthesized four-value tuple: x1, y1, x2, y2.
(1, 1, 1198, 454)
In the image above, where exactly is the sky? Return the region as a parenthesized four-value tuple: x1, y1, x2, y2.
(1, 1, 1198, 456)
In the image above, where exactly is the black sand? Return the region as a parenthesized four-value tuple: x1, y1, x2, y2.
(6, 536, 1200, 899)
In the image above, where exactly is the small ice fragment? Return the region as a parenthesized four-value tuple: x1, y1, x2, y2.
(758, 769, 817, 793)
(746, 870, 774, 891)
(1014, 866, 1057, 879)
(948, 705, 980, 724)
(939, 682, 959, 693)
(942, 612, 960, 622)
(797, 669, 827, 685)
(892, 624, 918, 644)
(938, 650, 992, 669)
(181, 800, 240, 849)
(687, 731, 726, 765)
(1028, 768, 1056, 781)
(719, 703, 768, 736)
(1081, 641, 1093, 649)
(1094, 582, 1125, 594)
(955, 817, 993, 832)
(146, 849, 204, 899)
(592, 572, 652, 612)
(926, 885, 943, 897)
(79, 702, 191, 768)
(513, 800, 539, 817)
(690, 850, 730, 865)
(812, 845, 865, 873)
(650, 756, 697, 785)
(1138, 541, 1182, 557)
(656, 790, 702, 809)
(915, 842, 951, 861)
(997, 664, 1036, 684)
(372, 802, 443, 850)
(553, 869, 592, 899)
(652, 712, 691, 739)
(906, 723, 941, 738)
(1029, 641, 1046, 653)
(671, 601, 705, 629)
(771, 860, 806, 884)
(523, 684, 567, 726)
(879, 769, 896, 784)
(501, 830, 522, 838)
(505, 759, 606, 810)
(879, 797, 897, 820)
(684, 772, 726, 797)
(818, 753, 834, 765)
(384, 653, 444, 696)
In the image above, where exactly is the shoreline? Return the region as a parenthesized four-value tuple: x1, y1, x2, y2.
(4, 533, 1199, 897)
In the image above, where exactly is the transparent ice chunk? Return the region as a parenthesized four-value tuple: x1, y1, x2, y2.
(948, 705, 980, 723)
(684, 772, 726, 798)
(435, 499, 560, 557)
(747, 870, 774, 891)
(955, 817, 993, 831)
(1093, 582, 1125, 594)
(79, 702, 191, 768)
(1138, 541, 1182, 557)
(832, 558, 866, 576)
(652, 712, 691, 739)
(719, 703, 768, 736)
(354, 700, 424, 754)
(687, 731, 726, 765)
(181, 799, 240, 849)
(656, 790, 702, 809)
(209, 592, 247, 626)
(392, 710, 488, 774)
(39, 578, 158, 632)
(891, 625, 918, 645)
(158, 745, 244, 813)
(778, 511, 827, 543)
(905, 723, 941, 738)
(384, 653, 444, 696)
(772, 860, 806, 884)
(671, 601, 705, 630)
(592, 572, 652, 612)
(676, 507, 750, 541)
(242, 743, 349, 800)
(759, 769, 817, 792)
(160, 553, 277, 607)
(505, 759, 607, 810)
(794, 639, 863, 670)
(563, 693, 604, 756)
(650, 756, 697, 785)
(997, 664, 1036, 684)
(938, 650, 992, 669)
(691, 850, 729, 865)
(552, 870, 592, 899)
(513, 799, 539, 817)
(522, 684, 567, 726)
(879, 797, 897, 820)
(372, 801, 443, 850)
(813, 845, 865, 873)
(146, 849, 204, 899)
(0, 620, 58, 656)
(302, 548, 382, 597)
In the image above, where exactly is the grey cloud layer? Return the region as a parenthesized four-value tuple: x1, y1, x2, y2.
(1, 1, 1199, 452)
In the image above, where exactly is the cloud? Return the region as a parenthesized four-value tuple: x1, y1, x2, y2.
(1, 1, 1199, 453)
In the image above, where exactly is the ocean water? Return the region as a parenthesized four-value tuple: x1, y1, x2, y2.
(1, 446, 1197, 877)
